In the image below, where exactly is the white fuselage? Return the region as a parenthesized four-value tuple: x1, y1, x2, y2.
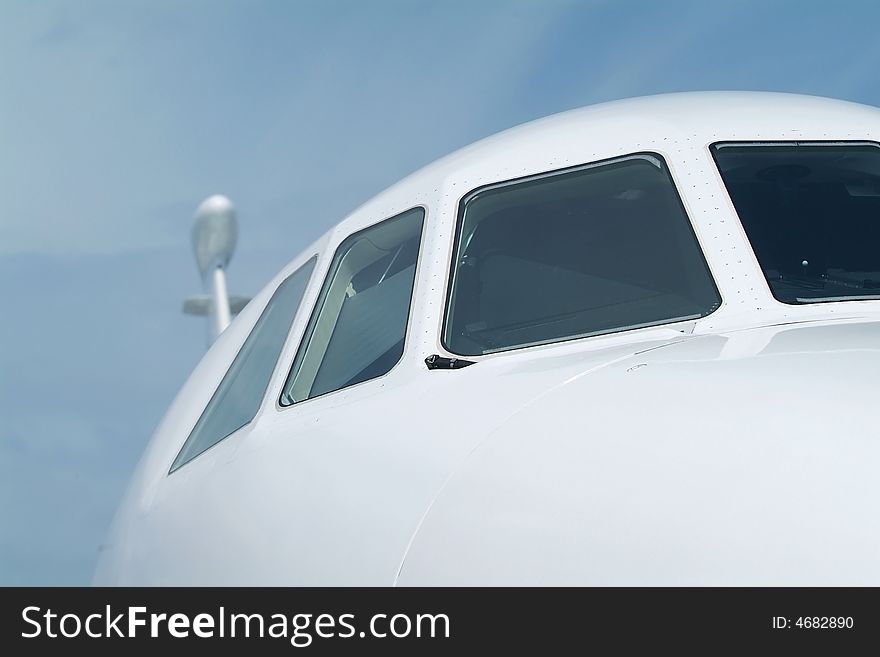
(96, 93, 880, 585)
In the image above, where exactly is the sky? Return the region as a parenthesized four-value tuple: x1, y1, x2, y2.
(3, 0, 880, 585)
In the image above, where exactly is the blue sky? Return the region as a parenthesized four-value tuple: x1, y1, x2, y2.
(3, 0, 880, 585)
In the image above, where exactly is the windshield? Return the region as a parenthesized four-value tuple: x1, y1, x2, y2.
(712, 142, 880, 304)
(443, 154, 720, 355)
(280, 208, 423, 405)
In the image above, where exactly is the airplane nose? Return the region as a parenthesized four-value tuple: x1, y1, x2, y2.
(397, 319, 880, 584)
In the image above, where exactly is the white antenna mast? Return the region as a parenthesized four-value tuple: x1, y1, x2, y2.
(183, 195, 250, 346)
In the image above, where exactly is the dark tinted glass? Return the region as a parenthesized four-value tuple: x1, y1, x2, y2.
(171, 258, 316, 472)
(280, 208, 424, 405)
(713, 142, 880, 304)
(444, 154, 720, 355)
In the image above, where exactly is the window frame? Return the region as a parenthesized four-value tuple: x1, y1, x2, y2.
(278, 206, 427, 409)
(168, 255, 319, 474)
(709, 139, 880, 307)
(440, 152, 722, 356)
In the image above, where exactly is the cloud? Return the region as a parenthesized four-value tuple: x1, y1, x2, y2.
(0, 249, 201, 583)
(0, 1, 576, 256)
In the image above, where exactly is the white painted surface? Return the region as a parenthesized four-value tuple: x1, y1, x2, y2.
(95, 93, 880, 585)
(209, 266, 231, 341)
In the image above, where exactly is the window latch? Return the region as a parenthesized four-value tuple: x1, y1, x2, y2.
(425, 354, 476, 370)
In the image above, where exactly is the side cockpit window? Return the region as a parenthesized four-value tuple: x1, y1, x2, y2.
(171, 257, 317, 472)
(280, 207, 424, 405)
(444, 154, 720, 355)
(712, 141, 880, 304)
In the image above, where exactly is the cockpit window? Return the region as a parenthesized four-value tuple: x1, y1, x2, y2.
(713, 142, 880, 304)
(280, 207, 424, 405)
(443, 154, 721, 356)
(170, 257, 316, 472)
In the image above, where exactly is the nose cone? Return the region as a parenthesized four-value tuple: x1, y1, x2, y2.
(192, 195, 238, 275)
(398, 319, 880, 585)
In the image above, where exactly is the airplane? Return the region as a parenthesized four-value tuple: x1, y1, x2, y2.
(95, 91, 880, 585)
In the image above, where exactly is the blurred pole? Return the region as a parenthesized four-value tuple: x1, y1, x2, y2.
(184, 194, 238, 346)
